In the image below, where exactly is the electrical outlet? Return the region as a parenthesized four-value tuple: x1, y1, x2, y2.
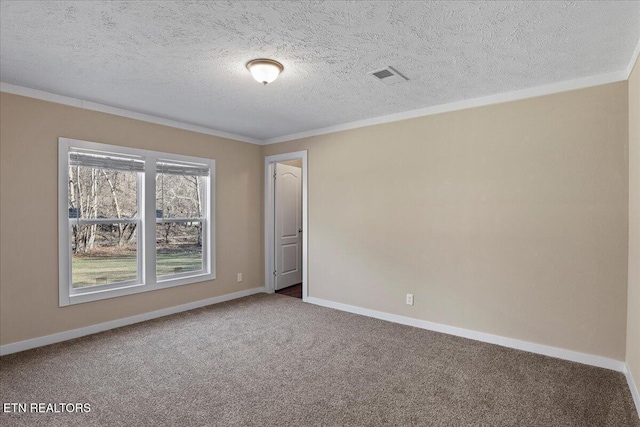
(406, 293, 414, 306)
(237, 273, 242, 282)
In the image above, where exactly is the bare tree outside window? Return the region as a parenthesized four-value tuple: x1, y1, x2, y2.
(156, 164, 206, 277)
(68, 165, 138, 287)
(68, 162, 208, 285)
(60, 138, 215, 306)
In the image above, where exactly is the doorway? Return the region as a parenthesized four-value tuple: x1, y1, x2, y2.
(264, 151, 308, 301)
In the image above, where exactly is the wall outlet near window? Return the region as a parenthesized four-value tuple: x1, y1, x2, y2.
(237, 273, 242, 282)
(406, 293, 414, 306)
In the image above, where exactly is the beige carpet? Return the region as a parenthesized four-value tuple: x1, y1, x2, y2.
(1, 293, 638, 426)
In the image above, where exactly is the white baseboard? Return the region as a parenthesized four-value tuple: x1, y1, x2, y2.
(306, 297, 625, 372)
(625, 363, 640, 418)
(0, 287, 266, 356)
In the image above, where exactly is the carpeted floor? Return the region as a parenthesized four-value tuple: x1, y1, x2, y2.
(1, 293, 638, 426)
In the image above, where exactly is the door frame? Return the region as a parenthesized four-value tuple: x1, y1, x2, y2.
(264, 150, 308, 301)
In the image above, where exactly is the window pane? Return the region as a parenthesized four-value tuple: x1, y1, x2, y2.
(68, 166, 137, 219)
(71, 223, 138, 288)
(157, 222, 203, 277)
(156, 172, 204, 219)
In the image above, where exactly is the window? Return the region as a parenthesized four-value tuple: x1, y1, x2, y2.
(156, 161, 208, 279)
(59, 138, 215, 306)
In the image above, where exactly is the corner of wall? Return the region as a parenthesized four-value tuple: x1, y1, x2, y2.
(626, 52, 640, 417)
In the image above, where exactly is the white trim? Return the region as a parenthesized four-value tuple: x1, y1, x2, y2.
(262, 71, 627, 144)
(143, 152, 156, 288)
(625, 363, 640, 419)
(626, 36, 640, 80)
(264, 161, 275, 294)
(306, 297, 625, 372)
(0, 82, 261, 145)
(264, 151, 308, 301)
(2, 69, 631, 147)
(0, 287, 266, 356)
(58, 141, 71, 306)
(58, 137, 216, 306)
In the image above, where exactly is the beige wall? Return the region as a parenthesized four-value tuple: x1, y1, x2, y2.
(0, 81, 631, 362)
(628, 56, 640, 387)
(264, 82, 629, 360)
(0, 93, 264, 345)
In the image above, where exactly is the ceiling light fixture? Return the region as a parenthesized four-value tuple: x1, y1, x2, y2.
(246, 59, 284, 85)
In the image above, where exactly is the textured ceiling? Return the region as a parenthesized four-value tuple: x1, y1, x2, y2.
(1, 1, 639, 141)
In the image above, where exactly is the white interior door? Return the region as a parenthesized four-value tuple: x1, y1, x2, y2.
(274, 163, 302, 290)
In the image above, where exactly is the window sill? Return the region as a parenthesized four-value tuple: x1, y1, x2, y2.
(63, 273, 216, 306)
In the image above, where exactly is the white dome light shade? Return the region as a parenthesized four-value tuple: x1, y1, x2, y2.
(246, 59, 284, 85)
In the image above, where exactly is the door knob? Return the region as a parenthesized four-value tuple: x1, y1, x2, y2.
(298, 229, 302, 233)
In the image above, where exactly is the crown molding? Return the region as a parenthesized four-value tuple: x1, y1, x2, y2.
(0, 82, 262, 145)
(1, 66, 631, 147)
(262, 70, 627, 145)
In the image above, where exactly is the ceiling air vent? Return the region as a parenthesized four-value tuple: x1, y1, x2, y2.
(369, 66, 408, 85)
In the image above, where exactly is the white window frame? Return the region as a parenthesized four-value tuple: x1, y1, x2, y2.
(58, 137, 216, 306)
